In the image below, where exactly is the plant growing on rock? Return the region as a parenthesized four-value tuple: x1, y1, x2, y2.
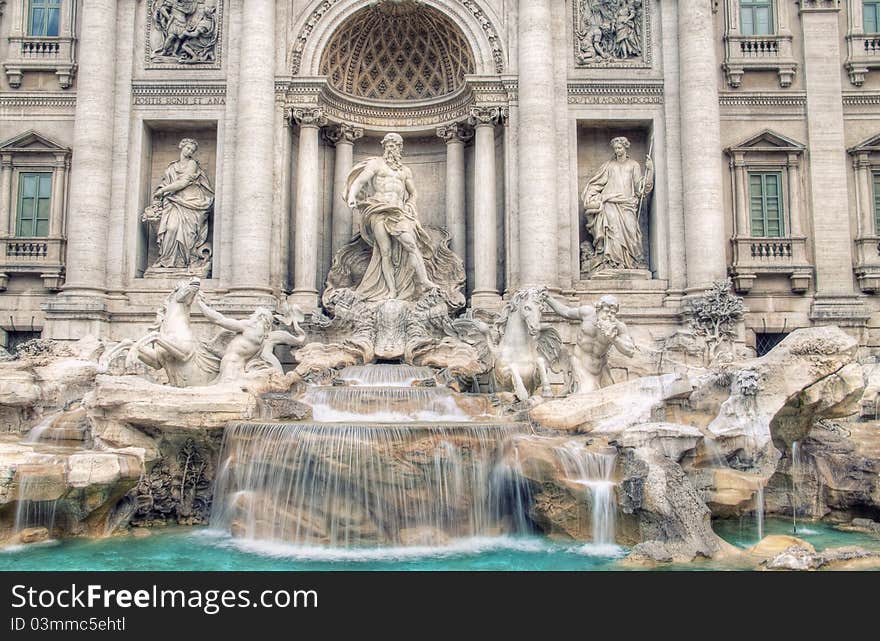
(686, 278, 745, 366)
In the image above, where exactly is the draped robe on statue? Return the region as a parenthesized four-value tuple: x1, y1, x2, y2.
(154, 159, 214, 268)
(582, 157, 648, 272)
(345, 160, 436, 303)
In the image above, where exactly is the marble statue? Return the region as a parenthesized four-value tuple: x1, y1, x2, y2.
(581, 136, 653, 274)
(312, 132, 468, 369)
(124, 279, 304, 387)
(142, 138, 214, 277)
(151, 0, 219, 64)
(575, 0, 644, 65)
(128, 277, 219, 387)
(543, 292, 635, 393)
(344, 132, 439, 302)
(454, 288, 564, 401)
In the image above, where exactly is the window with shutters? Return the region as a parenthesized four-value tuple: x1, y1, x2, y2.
(865, 0, 880, 33)
(0, 130, 71, 292)
(16, 172, 52, 237)
(848, 135, 880, 292)
(726, 130, 811, 295)
(722, 0, 796, 88)
(749, 172, 784, 238)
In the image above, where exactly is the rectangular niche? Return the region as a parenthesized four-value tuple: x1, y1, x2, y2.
(576, 121, 654, 280)
(136, 121, 218, 280)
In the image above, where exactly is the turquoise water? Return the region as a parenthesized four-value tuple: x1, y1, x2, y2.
(0, 519, 876, 571)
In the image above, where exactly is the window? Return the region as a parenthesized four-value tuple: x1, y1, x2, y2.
(755, 332, 788, 357)
(741, 0, 774, 36)
(865, 1, 880, 33)
(16, 172, 52, 237)
(873, 172, 880, 233)
(749, 172, 785, 237)
(27, 0, 61, 37)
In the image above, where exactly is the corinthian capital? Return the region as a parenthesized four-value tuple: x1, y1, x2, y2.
(468, 106, 507, 127)
(288, 107, 327, 128)
(323, 123, 365, 146)
(436, 122, 474, 143)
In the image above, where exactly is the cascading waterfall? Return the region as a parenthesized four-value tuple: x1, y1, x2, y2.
(24, 411, 63, 444)
(755, 484, 764, 541)
(211, 365, 532, 547)
(554, 442, 617, 545)
(304, 387, 473, 423)
(211, 422, 530, 546)
(13, 474, 59, 537)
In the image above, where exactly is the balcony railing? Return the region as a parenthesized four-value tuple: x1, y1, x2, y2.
(3, 35, 75, 89)
(723, 34, 796, 88)
(20, 38, 61, 59)
(0, 237, 65, 290)
(739, 37, 781, 58)
(730, 236, 811, 293)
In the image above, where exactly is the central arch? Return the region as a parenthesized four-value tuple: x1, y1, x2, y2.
(290, 0, 505, 78)
(319, 3, 476, 101)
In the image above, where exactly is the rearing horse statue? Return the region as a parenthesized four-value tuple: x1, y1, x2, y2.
(455, 288, 564, 401)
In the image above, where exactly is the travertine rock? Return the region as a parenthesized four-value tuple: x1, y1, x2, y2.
(708, 327, 859, 447)
(530, 373, 691, 433)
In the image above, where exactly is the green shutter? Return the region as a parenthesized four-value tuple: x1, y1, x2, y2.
(749, 172, 785, 238)
(16, 172, 52, 237)
(873, 173, 880, 233)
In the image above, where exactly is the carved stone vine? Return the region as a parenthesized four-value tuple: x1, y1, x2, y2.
(131, 438, 213, 526)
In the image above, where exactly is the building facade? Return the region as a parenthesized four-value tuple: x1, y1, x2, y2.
(0, 0, 878, 356)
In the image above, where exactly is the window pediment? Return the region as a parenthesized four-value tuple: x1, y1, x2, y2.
(0, 130, 70, 155)
(726, 129, 805, 154)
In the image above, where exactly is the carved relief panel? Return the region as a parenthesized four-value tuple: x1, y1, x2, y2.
(573, 0, 652, 68)
(145, 0, 223, 69)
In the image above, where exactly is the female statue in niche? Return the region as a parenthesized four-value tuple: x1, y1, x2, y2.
(143, 137, 214, 276)
(582, 136, 653, 274)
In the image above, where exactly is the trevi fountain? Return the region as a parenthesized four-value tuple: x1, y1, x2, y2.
(1, 132, 878, 571)
(0, 0, 879, 572)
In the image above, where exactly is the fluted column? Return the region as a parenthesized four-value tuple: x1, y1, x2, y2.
(469, 107, 504, 308)
(230, 0, 276, 297)
(436, 122, 471, 268)
(61, 0, 118, 296)
(49, 154, 67, 237)
(0, 155, 12, 236)
(517, 0, 558, 289)
(679, 0, 727, 292)
(290, 108, 327, 310)
(325, 123, 364, 254)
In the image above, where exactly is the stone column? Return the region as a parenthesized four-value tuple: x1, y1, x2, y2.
(229, 0, 276, 299)
(786, 153, 804, 237)
(517, 0, 558, 289)
(290, 108, 327, 310)
(325, 123, 364, 254)
(730, 155, 748, 237)
(436, 122, 471, 263)
(469, 107, 504, 308)
(0, 155, 12, 236)
(60, 0, 118, 296)
(854, 153, 872, 239)
(801, 1, 863, 320)
(678, 0, 727, 292)
(49, 155, 67, 237)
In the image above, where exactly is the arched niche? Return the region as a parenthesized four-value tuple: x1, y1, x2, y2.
(290, 0, 505, 79)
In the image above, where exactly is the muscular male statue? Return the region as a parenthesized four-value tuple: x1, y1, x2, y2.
(543, 292, 636, 393)
(345, 132, 438, 302)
